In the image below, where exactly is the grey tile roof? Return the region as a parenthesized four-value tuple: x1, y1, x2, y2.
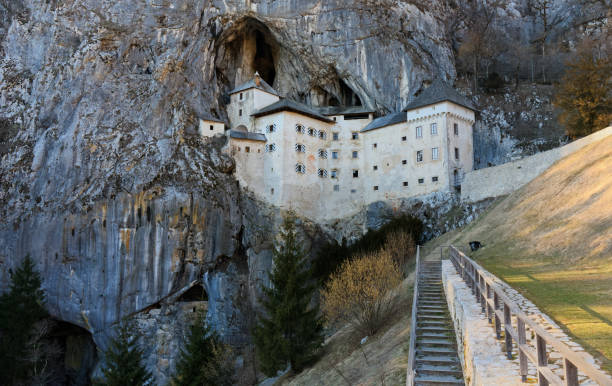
(403, 79, 476, 112)
(251, 98, 334, 123)
(316, 105, 375, 116)
(198, 113, 225, 124)
(228, 130, 267, 142)
(229, 77, 279, 96)
(361, 111, 407, 132)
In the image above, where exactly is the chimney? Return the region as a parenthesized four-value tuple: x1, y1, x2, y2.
(254, 71, 261, 87)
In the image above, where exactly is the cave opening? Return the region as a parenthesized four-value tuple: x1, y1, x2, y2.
(215, 18, 279, 91)
(47, 320, 97, 385)
(339, 78, 362, 107)
(178, 283, 208, 302)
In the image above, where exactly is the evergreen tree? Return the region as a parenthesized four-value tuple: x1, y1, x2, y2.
(253, 214, 324, 376)
(0, 255, 48, 384)
(554, 48, 612, 138)
(101, 319, 152, 386)
(172, 313, 233, 386)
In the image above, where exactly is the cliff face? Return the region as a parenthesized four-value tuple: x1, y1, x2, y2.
(0, 0, 455, 381)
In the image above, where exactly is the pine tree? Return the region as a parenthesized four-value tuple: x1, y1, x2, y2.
(253, 214, 324, 376)
(101, 319, 152, 386)
(172, 313, 233, 386)
(0, 255, 48, 384)
(554, 49, 612, 138)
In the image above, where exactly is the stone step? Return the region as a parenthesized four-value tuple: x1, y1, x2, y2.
(417, 326, 454, 333)
(418, 306, 446, 311)
(417, 338, 456, 347)
(418, 320, 450, 326)
(417, 346, 458, 355)
(414, 374, 465, 385)
(419, 332, 453, 339)
(417, 314, 447, 320)
(416, 354, 460, 365)
(416, 363, 463, 377)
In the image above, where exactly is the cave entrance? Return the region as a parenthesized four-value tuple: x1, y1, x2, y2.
(179, 283, 208, 302)
(47, 320, 97, 385)
(216, 18, 279, 90)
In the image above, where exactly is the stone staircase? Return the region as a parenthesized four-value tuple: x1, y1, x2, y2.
(413, 260, 465, 385)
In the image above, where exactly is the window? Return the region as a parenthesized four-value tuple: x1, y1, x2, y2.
(432, 176, 439, 182)
(318, 169, 328, 178)
(373, 165, 378, 171)
(332, 151, 339, 159)
(308, 127, 316, 136)
(418, 178, 424, 184)
(352, 151, 358, 159)
(318, 149, 328, 159)
(319, 131, 327, 140)
(239, 93, 243, 100)
(331, 169, 338, 179)
(431, 123, 438, 135)
(432, 147, 439, 160)
(209, 125, 214, 131)
(373, 143, 377, 149)
(402, 136, 407, 141)
(333, 184, 340, 191)
(416, 126, 422, 138)
(454, 123, 459, 135)
(353, 170, 359, 178)
(403, 181, 408, 187)
(266, 124, 276, 133)
(332, 132, 339, 141)
(266, 143, 276, 152)
(271, 188, 274, 194)
(295, 163, 306, 173)
(295, 143, 306, 153)
(402, 159, 407, 165)
(296, 124, 305, 134)
(351, 132, 359, 140)
(245, 146, 250, 153)
(239, 109, 242, 116)
(351, 189, 357, 193)
(333, 117, 337, 121)
(416, 150, 423, 163)
(455, 147, 460, 160)
(373, 186, 379, 191)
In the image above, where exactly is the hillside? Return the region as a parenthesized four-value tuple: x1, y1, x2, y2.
(427, 133, 612, 371)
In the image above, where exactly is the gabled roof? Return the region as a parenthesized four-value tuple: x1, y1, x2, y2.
(361, 111, 407, 132)
(403, 79, 476, 112)
(316, 106, 375, 116)
(229, 130, 267, 142)
(229, 74, 279, 96)
(198, 113, 225, 124)
(251, 98, 334, 123)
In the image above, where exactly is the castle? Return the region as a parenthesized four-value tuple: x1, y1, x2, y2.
(200, 73, 476, 222)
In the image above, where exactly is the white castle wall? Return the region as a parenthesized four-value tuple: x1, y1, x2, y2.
(461, 126, 612, 203)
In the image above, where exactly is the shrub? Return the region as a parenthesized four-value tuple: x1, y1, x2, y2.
(384, 230, 416, 277)
(321, 249, 402, 336)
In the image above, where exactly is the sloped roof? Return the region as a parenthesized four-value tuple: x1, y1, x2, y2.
(316, 106, 375, 116)
(229, 76, 279, 96)
(361, 111, 407, 132)
(198, 113, 225, 124)
(229, 130, 266, 142)
(403, 79, 476, 112)
(251, 98, 334, 123)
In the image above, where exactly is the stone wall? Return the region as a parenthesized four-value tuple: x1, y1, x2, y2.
(462, 126, 612, 203)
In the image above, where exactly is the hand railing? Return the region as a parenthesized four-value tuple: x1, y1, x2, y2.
(406, 245, 420, 386)
(449, 245, 612, 386)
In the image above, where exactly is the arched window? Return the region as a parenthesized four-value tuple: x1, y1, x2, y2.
(266, 124, 277, 133)
(266, 143, 276, 152)
(295, 143, 306, 153)
(318, 169, 328, 178)
(295, 163, 306, 174)
(307, 127, 316, 136)
(318, 149, 328, 159)
(295, 124, 305, 134)
(318, 130, 327, 140)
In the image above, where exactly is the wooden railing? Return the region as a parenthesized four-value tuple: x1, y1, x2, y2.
(406, 245, 420, 386)
(449, 245, 612, 386)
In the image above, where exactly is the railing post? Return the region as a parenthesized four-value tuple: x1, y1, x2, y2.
(494, 293, 501, 338)
(537, 334, 550, 386)
(504, 303, 513, 359)
(486, 283, 492, 323)
(564, 358, 579, 386)
(480, 275, 486, 313)
(517, 318, 528, 383)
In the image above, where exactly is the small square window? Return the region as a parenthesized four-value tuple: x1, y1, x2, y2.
(455, 147, 460, 160)
(271, 188, 274, 194)
(351, 189, 357, 193)
(454, 123, 459, 135)
(373, 186, 379, 191)
(239, 93, 243, 100)
(239, 109, 242, 116)
(333, 117, 337, 121)
(432, 176, 439, 182)
(352, 151, 358, 159)
(333, 132, 339, 141)
(331, 170, 338, 179)
(245, 146, 250, 153)
(210, 125, 214, 131)
(402, 159, 407, 165)
(416, 150, 423, 162)
(402, 136, 407, 141)
(373, 143, 377, 149)
(332, 151, 339, 159)
(353, 170, 359, 178)
(418, 178, 424, 184)
(352, 132, 359, 140)
(403, 181, 408, 187)
(333, 184, 340, 191)
(373, 165, 378, 171)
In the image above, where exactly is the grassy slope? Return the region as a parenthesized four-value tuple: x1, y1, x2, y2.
(427, 134, 612, 372)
